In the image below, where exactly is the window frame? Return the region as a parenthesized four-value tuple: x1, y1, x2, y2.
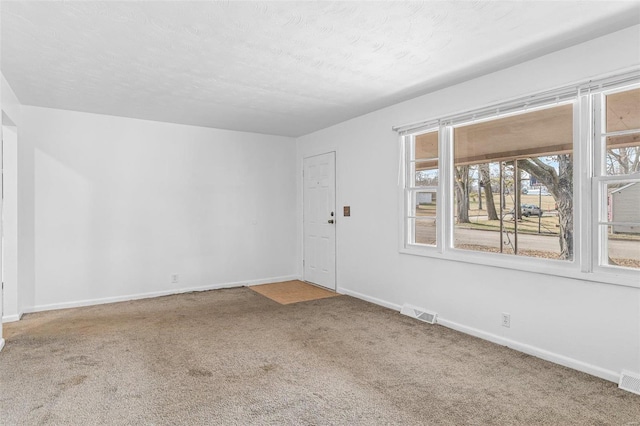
(449, 101, 576, 261)
(398, 70, 640, 289)
(591, 83, 640, 279)
(402, 129, 442, 251)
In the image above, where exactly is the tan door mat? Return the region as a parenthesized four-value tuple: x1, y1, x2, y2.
(249, 280, 340, 305)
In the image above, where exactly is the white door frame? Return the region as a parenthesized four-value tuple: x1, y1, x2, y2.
(302, 151, 337, 290)
(0, 119, 4, 351)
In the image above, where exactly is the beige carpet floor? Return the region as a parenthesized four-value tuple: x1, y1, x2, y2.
(0, 287, 638, 425)
(250, 280, 339, 304)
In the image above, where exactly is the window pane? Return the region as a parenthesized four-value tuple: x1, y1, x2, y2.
(414, 168, 438, 187)
(454, 230, 506, 253)
(409, 218, 436, 246)
(605, 133, 640, 175)
(453, 186, 504, 253)
(606, 88, 640, 133)
(413, 131, 438, 187)
(601, 226, 640, 269)
(606, 182, 640, 224)
(415, 131, 438, 160)
(601, 183, 640, 269)
(408, 190, 437, 246)
(517, 157, 570, 260)
(454, 104, 573, 165)
(453, 162, 509, 254)
(453, 105, 573, 261)
(409, 190, 437, 218)
(453, 159, 568, 260)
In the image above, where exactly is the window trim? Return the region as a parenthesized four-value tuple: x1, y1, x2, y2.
(398, 69, 640, 289)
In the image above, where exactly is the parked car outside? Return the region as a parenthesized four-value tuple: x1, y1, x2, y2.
(522, 204, 543, 217)
(509, 204, 543, 218)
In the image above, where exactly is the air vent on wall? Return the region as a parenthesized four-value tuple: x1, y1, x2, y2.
(619, 370, 640, 395)
(400, 303, 438, 324)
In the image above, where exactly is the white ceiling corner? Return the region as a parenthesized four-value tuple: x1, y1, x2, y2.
(1, 1, 639, 137)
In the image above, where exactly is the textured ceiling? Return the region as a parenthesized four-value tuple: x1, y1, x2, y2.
(2, 1, 639, 137)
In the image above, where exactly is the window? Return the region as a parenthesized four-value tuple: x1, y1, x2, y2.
(452, 104, 574, 261)
(398, 71, 640, 286)
(404, 130, 439, 247)
(594, 85, 640, 270)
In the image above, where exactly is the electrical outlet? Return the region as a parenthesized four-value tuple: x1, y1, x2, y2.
(171, 274, 179, 284)
(501, 313, 511, 328)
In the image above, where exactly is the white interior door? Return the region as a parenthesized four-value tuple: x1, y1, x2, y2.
(303, 152, 336, 290)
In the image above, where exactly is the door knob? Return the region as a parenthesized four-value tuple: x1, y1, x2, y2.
(328, 219, 334, 224)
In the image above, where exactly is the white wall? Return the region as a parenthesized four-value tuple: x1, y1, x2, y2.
(1, 74, 33, 331)
(16, 109, 34, 318)
(24, 106, 297, 310)
(2, 123, 19, 321)
(296, 25, 640, 382)
(0, 70, 3, 349)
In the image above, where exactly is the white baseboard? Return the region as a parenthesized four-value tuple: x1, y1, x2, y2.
(337, 287, 402, 311)
(338, 286, 619, 384)
(0, 338, 4, 352)
(436, 318, 619, 383)
(1, 313, 22, 323)
(23, 275, 300, 315)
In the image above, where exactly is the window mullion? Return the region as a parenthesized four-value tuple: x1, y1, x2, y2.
(403, 135, 411, 248)
(597, 180, 610, 267)
(592, 94, 604, 270)
(439, 124, 452, 254)
(577, 94, 591, 272)
(601, 128, 640, 138)
(598, 221, 640, 226)
(593, 176, 640, 184)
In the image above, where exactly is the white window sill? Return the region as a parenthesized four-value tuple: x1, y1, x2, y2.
(400, 245, 640, 289)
